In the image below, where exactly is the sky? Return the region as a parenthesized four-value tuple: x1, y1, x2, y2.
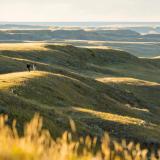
(0, 0, 160, 22)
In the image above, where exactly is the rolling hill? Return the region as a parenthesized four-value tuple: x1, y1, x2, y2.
(0, 29, 140, 41)
(1, 28, 160, 58)
(0, 43, 160, 145)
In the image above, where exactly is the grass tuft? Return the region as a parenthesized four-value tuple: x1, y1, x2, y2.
(0, 114, 159, 160)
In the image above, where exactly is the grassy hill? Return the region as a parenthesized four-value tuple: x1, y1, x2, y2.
(0, 43, 160, 145)
(0, 29, 140, 41)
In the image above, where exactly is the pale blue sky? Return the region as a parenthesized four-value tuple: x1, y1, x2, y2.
(0, 0, 160, 22)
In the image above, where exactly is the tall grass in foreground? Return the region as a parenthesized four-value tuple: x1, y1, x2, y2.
(0, 114, 159, 160)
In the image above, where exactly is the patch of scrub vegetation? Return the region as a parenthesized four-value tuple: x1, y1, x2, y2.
(0, 43, 160, 145)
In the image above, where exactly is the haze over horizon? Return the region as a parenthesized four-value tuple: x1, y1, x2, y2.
(0, 0, 160, 22)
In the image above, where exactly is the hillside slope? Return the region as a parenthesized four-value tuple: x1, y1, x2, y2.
(0, 43, 160, 144)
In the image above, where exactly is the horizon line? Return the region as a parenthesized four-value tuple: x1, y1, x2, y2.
(1, 21, 160, 23)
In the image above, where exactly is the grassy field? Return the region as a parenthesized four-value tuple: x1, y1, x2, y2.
(0, 43, 160, 147)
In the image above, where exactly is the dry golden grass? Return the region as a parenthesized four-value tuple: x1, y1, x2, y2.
(81, 46, 112, 49)
(0, 114, 159, 160)
(0, 43, 49, 51)
(0, 71, 48, 90)
(73, 107, 145, 125)
(152, 56, 160, 59)
(96, 77, 160, 86)
(0, 71, 82, 91)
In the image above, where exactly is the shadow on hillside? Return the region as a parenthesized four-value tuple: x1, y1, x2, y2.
(63, 106, 160, 145)
(104, 81, 160, 108)
(1, 45, 160, 84)
(1, 85, 160, 147)
(2, 69, 158, 124)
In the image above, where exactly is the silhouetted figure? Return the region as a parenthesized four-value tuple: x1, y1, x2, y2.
(32, 63, 37, 71)
(27, 64, 31, 72)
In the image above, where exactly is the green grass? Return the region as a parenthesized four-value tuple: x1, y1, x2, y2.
(0, 43, 160, 145)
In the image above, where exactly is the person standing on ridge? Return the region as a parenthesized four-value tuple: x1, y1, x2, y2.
(32, 63, 37, 71)
(26, 64, 31, 72)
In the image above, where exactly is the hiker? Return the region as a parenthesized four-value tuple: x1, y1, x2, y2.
(26, 64, 31, 72)
(32, 63, 37, 71)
